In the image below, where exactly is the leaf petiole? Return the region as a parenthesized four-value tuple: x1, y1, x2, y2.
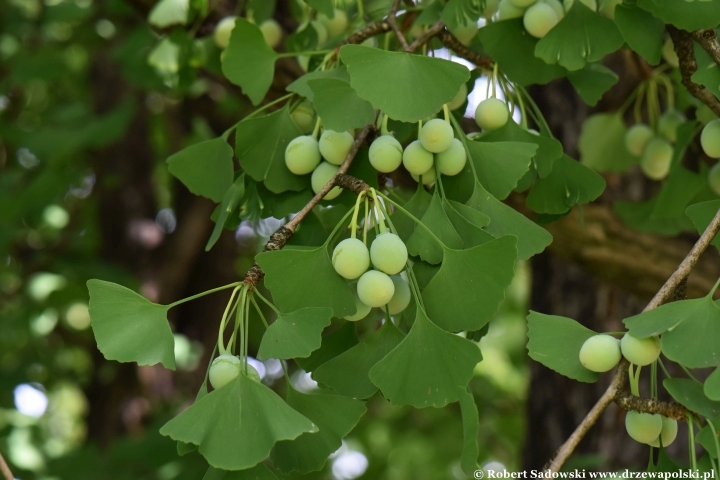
(375, 191, 447, 249)
(168, 282, 242, 309)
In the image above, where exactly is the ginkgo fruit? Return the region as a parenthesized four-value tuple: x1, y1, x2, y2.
(214, 16, 237, 49)
(332, 238, 370, 280)
(447, 83, 468, 111)
(625, 411, 663, 444)
(403, 140, 434, 175)
(620, 333, 661, 366)
(541, 0, 565, 19)
(579, 334, 621, 372)
(640, 138, 673, 180)
(312, 20, 328, 45)
(209, 354, 241, 389)
(648, 416, 678, 447)
(369, 135, 403, 172)
(259, 19, 282, 48)
(450, 22, 479, 46)
(498, 0, 526, 19)
(311, 162, 342, 200)
(436, 138, 467, 176)
(320, 9, 348, 36)
(291, 102, 315, 134)
(370, 232, 408, 275)
(357, 270, 395, 308)
(624, 124, 653, 156)
(523, 3, 559, 38)
(662, 38, 679, 68)
(419, 119, 454, 153)
(708, 163, 720, 195)
(701, 119, 720, 158)
(411, 168, 437, 186)
(344, 284, 372, 321)
(482, 0, 501, 19)
(509, 0, 537, 8)
(285, 135, 321, 175)
(387, 276, 411, 315)
(320, 130, 354, 165)
(658, 110, 685, 143)
(475, 98, 509, 130)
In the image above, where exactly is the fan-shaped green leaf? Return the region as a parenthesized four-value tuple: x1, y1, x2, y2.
(369, 307, 482, 408)
(306, 0, 334, 16)
(392, 185, 433, 242)
(257, 307, 333, 360)
(466, 140, 536, 200)
(568, 64, 619, 106)
(406, 191, 463, 264)
(159, 374, 317, 470)
(613, 4, 664, 65)
(206, 174, 246, 251)
(295, 322, 359, 372)
(271, 389, 366, 474)
(458, 388, 480, 476)
(87, 279, 175, 369)
(636, 0, 720, 31)
(664, 378, 720, 419)
(222, 18, 279, 105)
(687, 200, 720, 252)
(422, 236, 517, 332)
(526, 311, 599, 383)
(535, 2, 624, 71)
(443, 199, 494, 249)
(287, 67, 350, 100)
(312, 319, 405, 399)
(167, 138, 234, 203)
(705, 367, 720, 402)
(340, 45, 470, 123)
(526, 155, 606, 214)
(308, 78, 375, 132)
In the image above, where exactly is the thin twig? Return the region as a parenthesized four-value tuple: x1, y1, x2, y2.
(545, 205, 720, 472)
(0, 451, 14, 480)
(341, 20, 392, 46)
(615, 393, 688, 420)
(387, 0, 412, 52)
(435, 29, 493, 69)
(408, 19, 444, 52)
(668, 26, 720, 116)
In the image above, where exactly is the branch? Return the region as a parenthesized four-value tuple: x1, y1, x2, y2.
(668, 26, 720, 116)
(342, 20, 392, 46)
(387, 0, 412, 52)
(545, 205, 720, 472)
(0, 451, 13, 480)
(615, 393, 688, 421)
(242, 123, 375, 286)
(408, 19, 444, 52)
(435, 29, 494, 69)
(692, 29, 720, 69)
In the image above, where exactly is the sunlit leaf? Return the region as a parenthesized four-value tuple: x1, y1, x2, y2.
(466, 140, 536, 200)
(286, 67, 350, 101)
(148, 0, 190, 27)
(636, 0, 720, 31)
(257, 307, 333, 360)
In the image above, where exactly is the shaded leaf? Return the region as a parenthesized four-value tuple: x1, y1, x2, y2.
(614, 3, 664, 65)
(392, 185, 433, 242)
(296, 322, 359, 372)
(687, 200, 720, 252)
(466, 140, 536, 200)
(664, 378, 720, 419)
(568, 64, 619, 106)
(705, 367, 720, 402)
(286, 66, 350, 101)
(406, 191, 463, 264)
(443, 199, 494, 249)
(167, 138, 234, 203)
(257, 307, 333, 360)
(636, 0, 720, 31)
(206, 174, 246, 251)
(308, 78, 375, 132)
(458, 388, 480, 476)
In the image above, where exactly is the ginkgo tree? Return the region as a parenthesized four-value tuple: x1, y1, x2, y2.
(76, 0, 720, 477)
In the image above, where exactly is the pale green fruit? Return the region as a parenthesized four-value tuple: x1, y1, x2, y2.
(579, 334, 621, 372)
(344, 285, 372, 321)
(436, 138, 467, 176)
(658, 110, 685, 143)
(648, 417, 678, 447)
(370, 232, 408, 275)
(386, 276, 411, 315)
(320, 130, 354, 165)
(540, 0, 565, 19)
(564, 0, 596, 11)
(285, 135, 321, 175)
(599, 0, 621, 18)
(291, 102, 315, 134)
(332, 238, 370, 280)
(475, 98, 509, 130)
(450, 22, 479, 46)
(245, 364, 261, 382)
(320, 9, 348, 36)
(509, 0, 537, 8)
(624, 124, 654, 156)
(357, 270, 395, 308)
(625, 411, 663, 444)
(620, 333, 661, 366)
(214, 16, 237, 49)
(402, 140, 434, 175)
(640, 138, 673, 180)
(312, 20, 328, 45)
(259, 19, 282, 48)
(209, 354, 241, 389)
(524, 3, 559, 38)
(662, 38, 679, 68)
(419, 119, 454, 153)
(482, 0, 501, 18)
(701, 119, 720, 158)
(369, 135, 403, 172)
(498, 0, 526, 19)
(709, 163, 720, 195)
(447, 83, 468, 111)
(410, 168, 437, 186)
(311, 162, 342, 199)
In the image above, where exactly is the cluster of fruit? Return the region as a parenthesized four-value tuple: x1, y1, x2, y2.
(497, 0, 619, 38)
(578, 333, 677, 447)
(702, 119, 720, 194)
(285, 128, 355, 200)
(624, 110, 686, 181)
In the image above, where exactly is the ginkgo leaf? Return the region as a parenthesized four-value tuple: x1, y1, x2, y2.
(312, 319, 406, 399)
(535, 2, 624, 71)
(613, 4, 664, 65)
(202, 465, 279, 480)
(467, 182, 552, 261)
(525, 155, 606, 214)
(443, 200, 494, 249)
(87, 279, 175, 369)
(167, 138, 235, 203)
(693, 45, 720, 102)
(422, 236, 517, 332)
(466, 140, 536, 200)
(256, 244, 356, 318)
(148, 0, 190, 28)
(369, 306, 482, 408)
(306, 0, 334, 16)
(222, 18, 279, 105)
(286, 67, 351, 100)
(257, 307, 333, 360)
(159, 374, 317, 470)
(340, 45, 470, 123)
(458, 389, 480, 476)
(705, 367, 720, 402)
(235, 107, 307, 194)
(664, 378, 720, 419)
(526, 311, 599, 383)
(636, 0, 720, 32)
(206, 174, 246, 251)
(687, 200, 720, 252)
(308, 79, 375, 132)
(295, 322, 359, 372)
(579, 113, 636, 172)
(271, 389, 366, 474)
(567, 64, 618, 107)
(392, 185, 433, 242)
(406, 191, 462, 264)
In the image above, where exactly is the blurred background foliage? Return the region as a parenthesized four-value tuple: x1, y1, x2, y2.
(0, 0, 530, 478)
